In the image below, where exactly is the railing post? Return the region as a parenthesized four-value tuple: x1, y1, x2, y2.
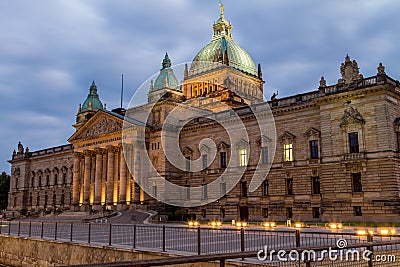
(40, 222, 44, 239)
(70, 222, 73, 242)
(109, 224, 112, 246)
(240, 228, 245, 252)
(162, 225, 166, 252)
(28, 221, 31, 237)
(133, 224, 136, 249)
(220, 259, 225, 267)
(8, 221, 11, 235)
(18, 221, 21, 236)
(295, 230, 301, 247)
(367, 234, 374, 267)
(0, 220, 2, 235)
(54, 222, 58, 240)
(88, 223, 91, 243)
(197, 226, 201, 255)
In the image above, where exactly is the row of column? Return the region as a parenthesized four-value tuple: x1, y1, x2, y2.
(72, 145, 141, 209)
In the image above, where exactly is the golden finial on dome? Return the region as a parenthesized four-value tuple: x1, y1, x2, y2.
(219, 0, 225, 19)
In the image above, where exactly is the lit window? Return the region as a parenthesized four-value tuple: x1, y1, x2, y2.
(284, 144, 293, 162)
(239, 149, 248, 166)
(261, 147, 268, 164)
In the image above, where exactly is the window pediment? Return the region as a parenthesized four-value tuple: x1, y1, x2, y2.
(340, 107, 365, 127)
(304, 127, 321, 138)
(280, 131, 295, 143)
(257, 135, 272, 146)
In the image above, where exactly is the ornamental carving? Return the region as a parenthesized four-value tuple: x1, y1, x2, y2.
(84, 117, 122, 138)
(340, 107, 365, 126)
(338, 55, 363, 84)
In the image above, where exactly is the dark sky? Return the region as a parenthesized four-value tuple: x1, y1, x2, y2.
(1, 0, 400, 172)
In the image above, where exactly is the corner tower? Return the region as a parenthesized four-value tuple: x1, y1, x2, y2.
(75, 81, 104, 129)
(183, 2, 264, 109)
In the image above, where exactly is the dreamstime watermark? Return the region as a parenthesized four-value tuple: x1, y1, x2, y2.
(122, 61, 277, 207)
(257, 239, 396, 263)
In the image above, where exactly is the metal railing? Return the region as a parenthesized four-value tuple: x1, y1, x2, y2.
(0, 220, 398, 257)
(58, 240, 400, 267)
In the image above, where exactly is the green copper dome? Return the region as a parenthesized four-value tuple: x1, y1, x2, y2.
(153, 53, 180, 91)
(189, 3, 258, 77)
(81, 81, 104, 112)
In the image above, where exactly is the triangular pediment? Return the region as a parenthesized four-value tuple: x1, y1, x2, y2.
(68, 110, 123, 142)
(304, 127, 321, 138)
(340, 107, 365, 127)
(280, 131, 296, 142)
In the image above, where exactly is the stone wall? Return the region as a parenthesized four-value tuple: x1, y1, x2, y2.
(0, 235, 248, 267)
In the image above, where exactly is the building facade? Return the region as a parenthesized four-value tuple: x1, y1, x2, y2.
(7, 4, 400, 222)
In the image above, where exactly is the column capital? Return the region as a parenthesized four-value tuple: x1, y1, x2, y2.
(106, 145, 120, 153)
(94, 147, 106, 155)
(83, 149, 95, 157)
(74, 151, 83, 158)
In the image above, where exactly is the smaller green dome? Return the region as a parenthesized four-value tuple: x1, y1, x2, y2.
(81, 81, 104, 112)
(153, 53, 180, 91)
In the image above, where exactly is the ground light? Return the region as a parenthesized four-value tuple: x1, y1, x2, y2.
(261, 222, 276, 228)
(294, 222, 303, 228)
(328, 223, 343, 229)
(209, 220, 222, 227)
(378, 228, 396, 236)
(235, 221, 248, 228)
(188, 221, 200, 227)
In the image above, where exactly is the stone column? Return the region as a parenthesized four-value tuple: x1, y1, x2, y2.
(106, 146, 115, 206)
(101, 151, 107, 205)
(113, 148, 120, 205)
(125, 145, 133, 205)
(72, 152, 81, 209)
(94, 148, 103, 207)
(83, 150, 92, 206)
(118, 148, 127, 208)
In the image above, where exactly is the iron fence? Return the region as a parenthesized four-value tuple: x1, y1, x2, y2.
(0, 220, 398, 257)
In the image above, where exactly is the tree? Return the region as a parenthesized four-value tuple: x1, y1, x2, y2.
(0, 171, 10, 210)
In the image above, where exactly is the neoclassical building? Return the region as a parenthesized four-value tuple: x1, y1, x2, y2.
(7, 4, 400, 222)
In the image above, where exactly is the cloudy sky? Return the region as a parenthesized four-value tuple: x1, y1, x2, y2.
(1, 0, 400, 172)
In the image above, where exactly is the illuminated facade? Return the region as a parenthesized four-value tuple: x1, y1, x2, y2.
(7, 4, 400, 222)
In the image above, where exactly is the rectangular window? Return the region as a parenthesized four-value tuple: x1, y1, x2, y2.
(202, 184, 208, 199)
(287, 178, 293, 195)
(263, 208, 268, 218)
(152, 185, 157, 197)
(239, 149, 248, 166)
(186, 186, 190, 200)
(287, 207, 293, 219)
(241, 181, 248, 197)
(261, 147, 269, 164)
(312, 177, 321, 194)
(263, 180, 269, 196)
(201, 209, 206, 218)
(349, 132, 359, 153)
(185, 156, 191, 171)
(310, 140, 319, 159)
(220, 152, 227, 168)
(352, 173, 362, 192)
(312, 207, 320, 218)
(202, 154, 208, 169)
(221, 208, 225, 218)
(220, 182, 226, 196)
(354, 206, 362, 216)
(284, 144, 293, 162)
